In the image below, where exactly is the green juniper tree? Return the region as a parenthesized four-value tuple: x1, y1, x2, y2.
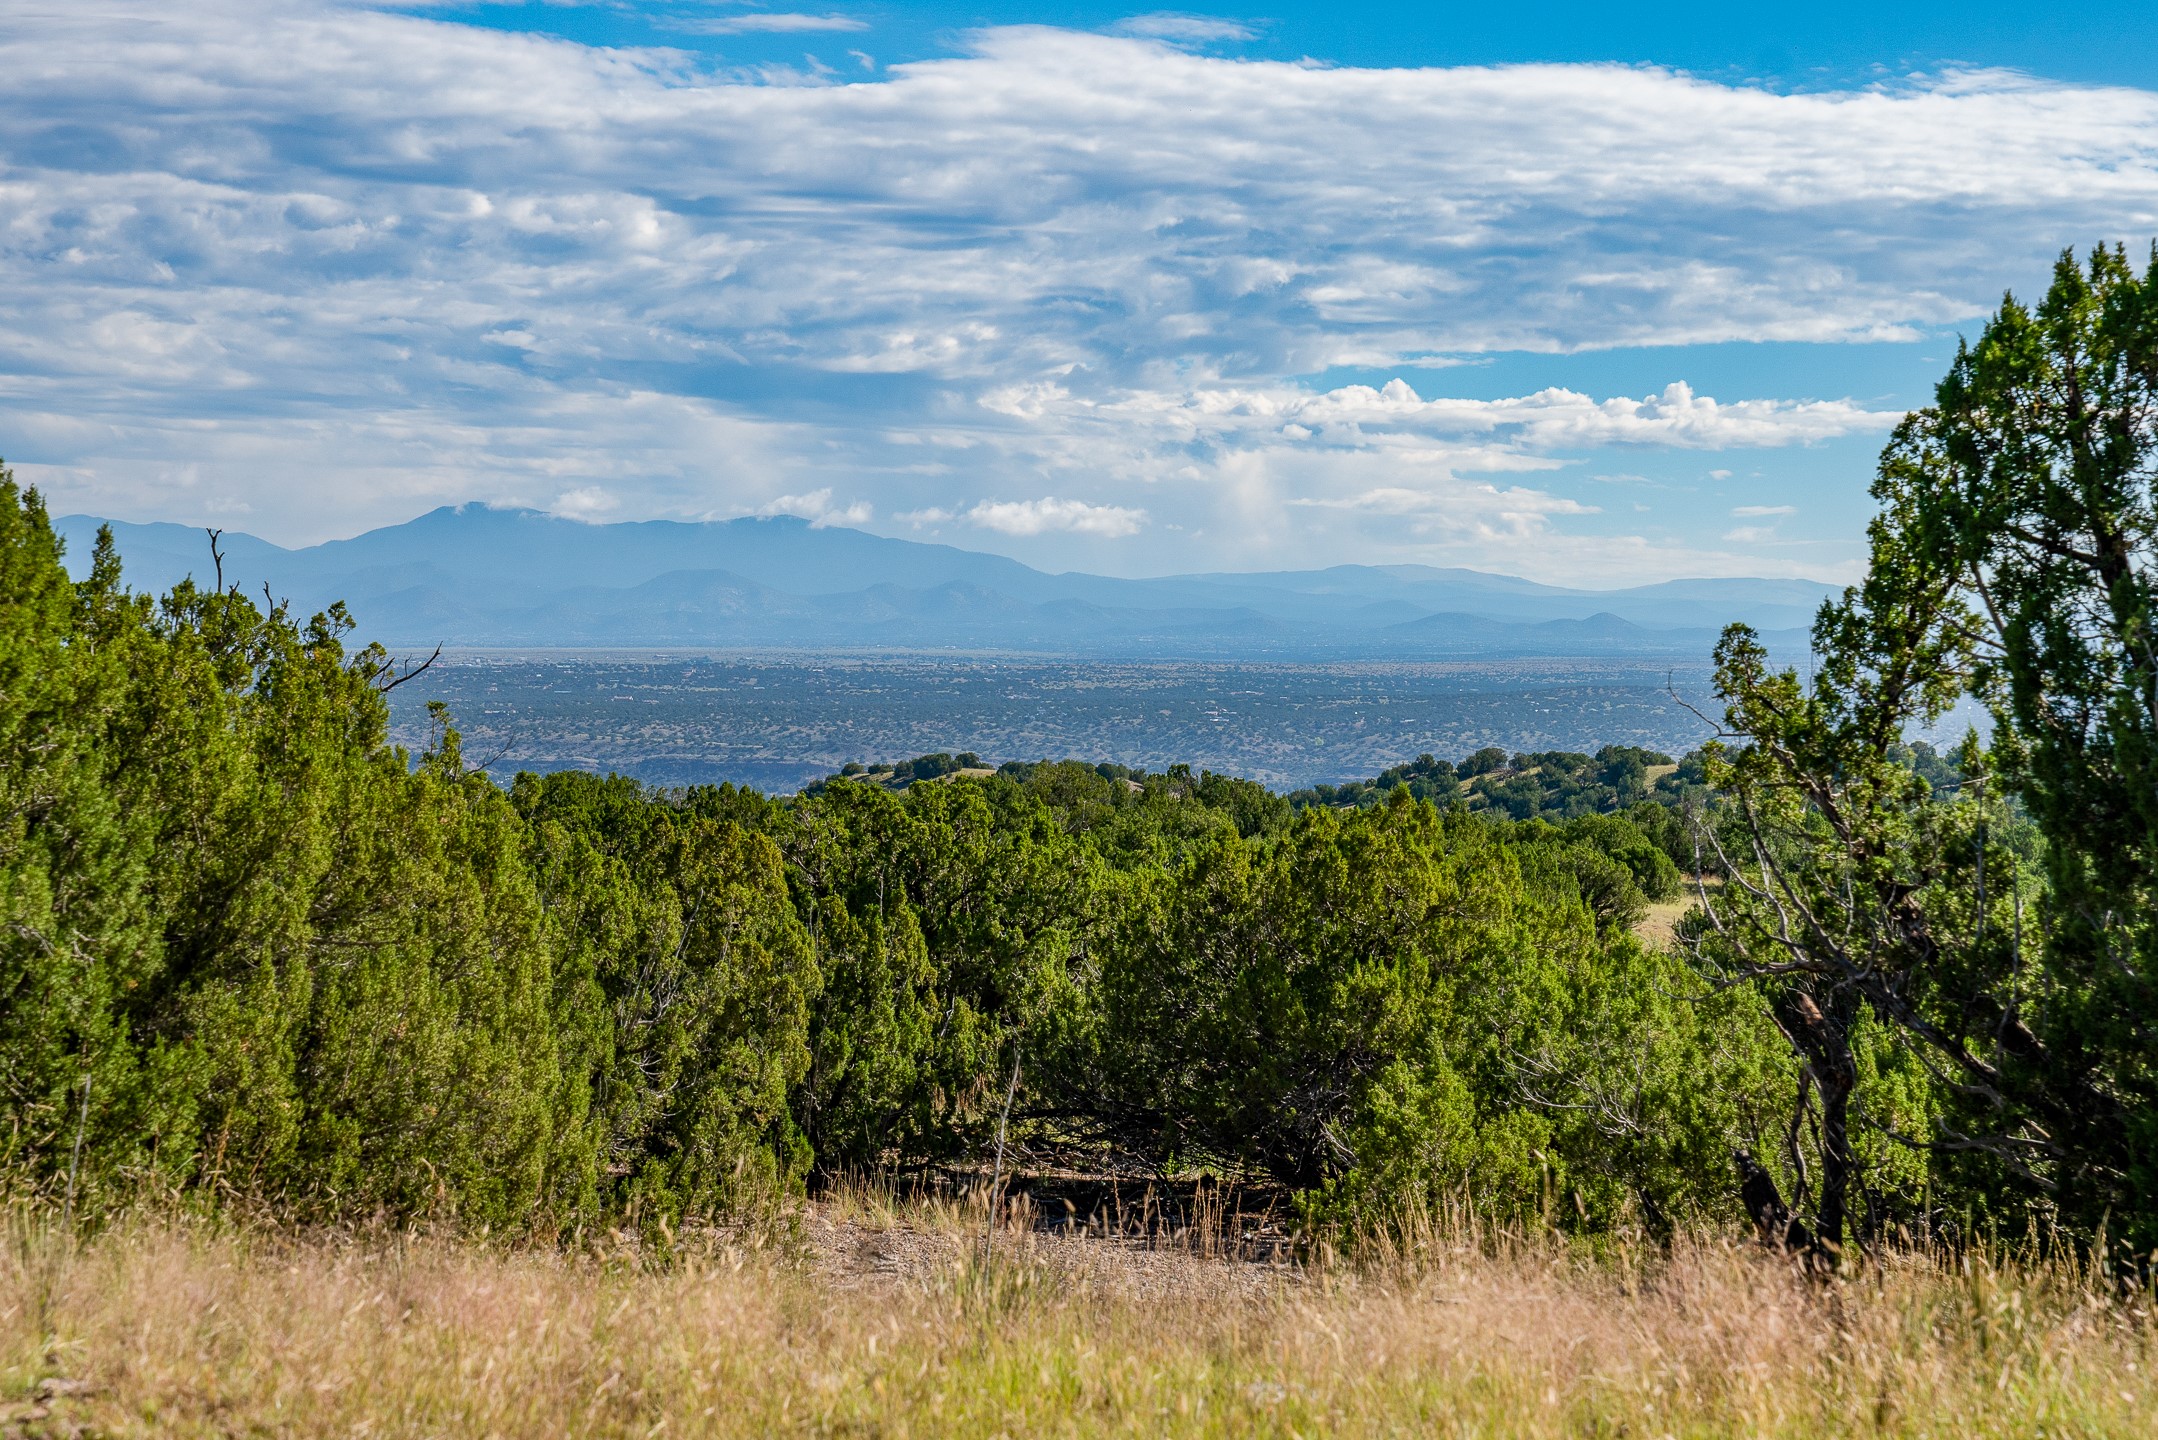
(1702, 244, 2158, 1259)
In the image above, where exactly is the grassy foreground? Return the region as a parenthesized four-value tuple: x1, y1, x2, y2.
(2, 1200, 2152, 1438)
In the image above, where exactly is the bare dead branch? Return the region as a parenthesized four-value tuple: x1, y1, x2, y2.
(376, 645, 443, 695)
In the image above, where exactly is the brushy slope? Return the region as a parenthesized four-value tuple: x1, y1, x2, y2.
(1, 470, 1791, 1241)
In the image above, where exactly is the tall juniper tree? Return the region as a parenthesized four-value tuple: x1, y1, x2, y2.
(1703, 244, 2158, 1259)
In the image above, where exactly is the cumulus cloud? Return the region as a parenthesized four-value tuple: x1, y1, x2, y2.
(1, 0, 2154, 578)
(552, 485, 619, 519)
(1101, 378, 1896, 450)
(757, 488, 874, 526)
(966, 498, 1148, 538)
(1732, 503, 1798, 516)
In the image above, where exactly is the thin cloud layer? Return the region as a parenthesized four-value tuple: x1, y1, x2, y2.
(674, 14, 870, 35)
(1, 0, 2154, 579)
(1112, 14, 1259, 43)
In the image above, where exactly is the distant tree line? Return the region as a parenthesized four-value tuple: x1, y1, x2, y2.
(829, 752, 983, 786)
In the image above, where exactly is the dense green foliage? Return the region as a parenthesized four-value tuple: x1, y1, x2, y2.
(1285, 745, 1684, 822)
(1702, 244, 2158, 1262)
(1, 494, 592, 1227)
(824, 751, 983, 787)
(19, 241, 2157, 1271)
(0, 479, 1802, 1234)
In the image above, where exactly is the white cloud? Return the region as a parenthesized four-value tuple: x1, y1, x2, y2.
(1112, 14, 1257, 44)
(1272, 463, 1602, 560)
(966, 497, 1148, 537)
(672, 13, 870, 35)
(552, 484, 619, 518)
(1721, 502, 1801, 547)
(757, 488, 874, 526)
(1100, 377, 1896, 450)
(6, 384, 827, 545)
(1295, 484, 1592, 518)
(2, 2, 2155, 579)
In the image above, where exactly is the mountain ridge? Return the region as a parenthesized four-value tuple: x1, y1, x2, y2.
(52, 505, 1833, 659)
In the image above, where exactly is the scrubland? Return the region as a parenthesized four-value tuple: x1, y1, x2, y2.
(3, 1196, 2150, 1439)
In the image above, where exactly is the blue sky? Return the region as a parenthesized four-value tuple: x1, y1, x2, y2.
(444, 1, 2158, 89)
(3, 1, 2156, 583)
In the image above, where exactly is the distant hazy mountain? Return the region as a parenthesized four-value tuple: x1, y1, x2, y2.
(52, 505, 1832, 659)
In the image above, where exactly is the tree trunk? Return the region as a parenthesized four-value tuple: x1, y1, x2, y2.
(1770, 984, 1858, 1270)
(1815, 1043, 1855, 1263)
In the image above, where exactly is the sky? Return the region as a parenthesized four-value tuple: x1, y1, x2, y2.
(3, 2, 2157, 584)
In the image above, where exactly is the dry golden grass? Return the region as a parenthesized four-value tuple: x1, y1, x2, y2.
(2, 1195, 2151, 1438)
(1632, 896, 1694, 949)
(1635, 877, 1720, 950)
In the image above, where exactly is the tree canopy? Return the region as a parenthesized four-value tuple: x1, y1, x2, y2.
(1701, 243, 2158, 1262)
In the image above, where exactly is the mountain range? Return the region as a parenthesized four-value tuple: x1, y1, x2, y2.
(52, 505, 1834, 659)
